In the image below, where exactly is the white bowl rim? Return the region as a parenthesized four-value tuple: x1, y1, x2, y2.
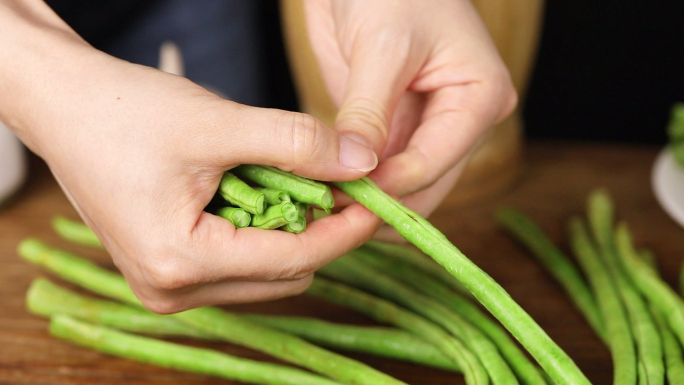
(652, 148, 684, 229)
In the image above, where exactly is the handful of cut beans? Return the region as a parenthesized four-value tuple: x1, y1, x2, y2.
(20, 164, 683, 385)
(212, 164, 332, 233)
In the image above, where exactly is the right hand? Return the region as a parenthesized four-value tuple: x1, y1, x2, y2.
(1, 1, 381, 313)
(304, 0, 517, 239)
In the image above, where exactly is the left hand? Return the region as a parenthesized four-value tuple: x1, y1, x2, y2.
(304, 0, 517, 231)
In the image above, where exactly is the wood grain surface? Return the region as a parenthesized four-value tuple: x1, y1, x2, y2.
(1, 141, 682, 385)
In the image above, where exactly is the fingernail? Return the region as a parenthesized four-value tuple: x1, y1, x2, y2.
(339, 134, 378, 172)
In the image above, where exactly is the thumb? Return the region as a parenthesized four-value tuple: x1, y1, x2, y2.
(203, 104, 377, 181)
(334, 45, 418, 154)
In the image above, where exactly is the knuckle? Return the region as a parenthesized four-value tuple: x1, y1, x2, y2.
(138, 295, 187, 315)
(500, 83, 519, 120)
(483, 67, 518, 123)
(140, 252, 195, 291)
(406, 147, 437, 190)
(277, 257, 316, 281)
(337, 97, 389, 141)
(271, 240, 316, 281)
(372, 28, 412, 58)
(287, 275, 314, 296)
(131, 283, 188, 315)
(276, 112, 323, 167)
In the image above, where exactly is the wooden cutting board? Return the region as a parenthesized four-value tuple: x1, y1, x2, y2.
(1, 141, 682, 385)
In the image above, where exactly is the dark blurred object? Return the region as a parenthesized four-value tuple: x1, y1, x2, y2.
(46, 1, 683, 143)
(524, 1, 684, 144)
(45, 0, 298, 111)
(45, 0, 161, 48)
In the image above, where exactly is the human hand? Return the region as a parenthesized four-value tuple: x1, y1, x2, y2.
(1, 2, 381, 313)
(304, 0, 517, 227)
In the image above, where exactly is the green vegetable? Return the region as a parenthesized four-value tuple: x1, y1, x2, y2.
(617, 230, 684, 385)
(638, 249, 657, 272)
(308, 277, 487, 385)
(233, 165, 333, 211)
(30, 276, 453, 372)
(614, 224, 684, 353)
(361, 241, 469, 295)
(255, 187, 291, 205)
(20, 239, 138, 304)
(681, 262, 684, 299)
(243, 314, 460, 372)
(218, 172, 266, 215)
(667, 102, 684, 165)
(333, 177, 590, 385)
(294, 201, 309, 218)
(281, 216, 306, 233)
(588, 191, 663, 385)
(568, 217, 635, 385)
(652, 306, 684, 385)
(251, 202, 298, 229)
(52, 215, 103, 248)
(495, 207, 606, 342)
(17, 239, 408, 385)
(50, 315, 344, 385)
(216, 206, 252, 228)
(320, 256, 518, 385)
(353, 248, 546, 385)
(27, 277, 209, 338)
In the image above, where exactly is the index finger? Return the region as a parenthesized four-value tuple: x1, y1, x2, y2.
(371, 83, 513, 197)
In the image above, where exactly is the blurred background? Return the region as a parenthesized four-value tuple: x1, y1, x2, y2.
(44, 0, 684, 143)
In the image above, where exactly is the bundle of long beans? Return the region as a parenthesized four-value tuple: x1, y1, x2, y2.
(20, 165, 595, 385)
(497, 189, 684, 385)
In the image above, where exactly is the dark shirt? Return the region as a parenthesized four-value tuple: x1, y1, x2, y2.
(45, 0, 298, 111)
(46, 0, 684, 143)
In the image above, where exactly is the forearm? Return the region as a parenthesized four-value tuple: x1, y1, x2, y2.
(0, 1, 100, 155)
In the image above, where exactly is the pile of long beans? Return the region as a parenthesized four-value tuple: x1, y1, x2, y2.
(20, 165, 596, 385)
(497, 189, 684, 385)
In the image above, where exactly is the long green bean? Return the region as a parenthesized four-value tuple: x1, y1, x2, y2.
(320, 256, 518, 385)
(353, 248, 546, 385)
(217, 206, 252, 228)
(254, 187, 291, 205)
(281, 216, 306, 233)
(308, 277, 487, 385)
(243, 314, 460, 372)
(568, 217, 636, 385)
(293, 202, 309, 218)
(361, 241, 469, 295)
(251, 202, 298, 229)
(29, 276, 457, 372)
(218, 172, 266, 215)
(495, 208, 605, 341)
(334, 177, 590, 385)
(637, 249, 657, 272)
(667, 102, 684, 165)
(51, 315, 344, 385)
(233, 165, 333, 211)
(52, 215, 103, 248)
(617, 232, 684, 385)
(614, 223, 684, 352)
(18, 239, 407, 385)
(588, 192, 663, 385)
(651, 307, 684, 385)
(27, 277, 209, 338)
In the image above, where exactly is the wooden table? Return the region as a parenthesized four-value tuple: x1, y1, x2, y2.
(1, 141, 682, 385)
